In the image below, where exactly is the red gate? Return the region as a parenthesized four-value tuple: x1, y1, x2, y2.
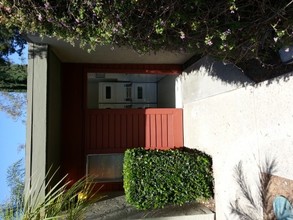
(85, 108, 183, 154)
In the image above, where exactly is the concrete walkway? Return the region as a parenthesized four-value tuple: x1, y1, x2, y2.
(85, 193, 214, 220)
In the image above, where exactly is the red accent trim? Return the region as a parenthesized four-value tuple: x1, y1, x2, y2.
(83, 63, 182, 74)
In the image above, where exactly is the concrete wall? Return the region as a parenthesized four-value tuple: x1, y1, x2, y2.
(176, 56, 252, 107)
(26, 43, 48, 202)
(178, 56, 293, 219)
(26, 44, 62, 202)
(158, 75, 176, 107)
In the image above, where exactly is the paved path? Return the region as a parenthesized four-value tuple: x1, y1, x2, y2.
(85, 193, 214, 220)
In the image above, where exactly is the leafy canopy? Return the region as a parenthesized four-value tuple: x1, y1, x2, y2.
(0, 20, 27, 119)
(0, 26, 27, 119)
(0, 65, 27, 92)
(1, 0, 293, 63)
(0, 24, 26, 65)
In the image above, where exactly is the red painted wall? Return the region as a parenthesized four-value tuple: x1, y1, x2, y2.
(61, 64, 85, 184)
(61, 63, 183, 190)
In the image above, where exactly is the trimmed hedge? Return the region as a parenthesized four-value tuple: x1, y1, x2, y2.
(123, 148, 214, 210)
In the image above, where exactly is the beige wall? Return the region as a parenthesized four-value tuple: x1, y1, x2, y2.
(178, 56, 293, 219)
(26, 43, 48, 203)
(26, 44, 62, 203)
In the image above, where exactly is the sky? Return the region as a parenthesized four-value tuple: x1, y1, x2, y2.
(0, 47, 28, 203)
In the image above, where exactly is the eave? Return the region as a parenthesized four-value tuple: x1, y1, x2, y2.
(26, 35, 194, 65)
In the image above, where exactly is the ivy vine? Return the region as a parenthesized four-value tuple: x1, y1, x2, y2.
(1, 0, 293, 63)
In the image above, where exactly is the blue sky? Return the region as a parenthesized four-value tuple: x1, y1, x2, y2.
(0, 112, 26, 203)
(0, 47, 28, 203)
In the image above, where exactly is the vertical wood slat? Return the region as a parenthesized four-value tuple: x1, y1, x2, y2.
(161, 114, 168, 148)
(115, 114, 121, 148)
(126, 114, 133, 147)
(85, 108, 183, 153)
(96, 114, 103, 148)
(109, 115, 115, 148)
(167, 114, 174, 148)
(138, 114, 145, 147)
(156, 114, 162, 149)
(102, 114, 109, 148)
(90, 114, 96, 149)
(133, 114, 139, 147)
(150, 114, 156, 149)
(145, 114, 150, 149)
(173, 109, 183, 147)
(121, 114, 127, 148)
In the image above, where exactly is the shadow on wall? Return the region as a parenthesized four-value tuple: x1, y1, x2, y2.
(238, 58, 293, 84)
(183, 56, 293, 88)
(183, 56, 253, 87)
(260, 70, 293, 88)
(229, 157, 293, 220)
(28, 43, 48, 60)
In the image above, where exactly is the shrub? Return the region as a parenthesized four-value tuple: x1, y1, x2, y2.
(0, 173, 101, 220)
(123, 148, 214, 210)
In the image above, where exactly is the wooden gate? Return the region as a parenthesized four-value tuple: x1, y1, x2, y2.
(85, 108, 183, 154)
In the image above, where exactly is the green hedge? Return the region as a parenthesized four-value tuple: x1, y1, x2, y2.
(123, 148, 214, 210)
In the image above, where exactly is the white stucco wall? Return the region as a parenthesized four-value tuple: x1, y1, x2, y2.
(176, 56, 253, 107)
(177, 56, 293, 219)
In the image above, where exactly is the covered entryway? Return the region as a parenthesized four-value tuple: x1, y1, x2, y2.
(84, 68, 183, 190)
(25, 35, 193, 201)
(61, 63, 184, 191)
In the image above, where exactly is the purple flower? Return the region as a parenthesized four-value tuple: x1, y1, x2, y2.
(37, 14, 43, 21)
(180, 31, 185, 39)
(224, 29, 231, 35)
(44, 2, 50, 9)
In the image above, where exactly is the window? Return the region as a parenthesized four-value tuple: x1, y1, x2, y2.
(87, 154, 124, 182)
(137, 86, 143, 99)
(105, 86, 111, 99)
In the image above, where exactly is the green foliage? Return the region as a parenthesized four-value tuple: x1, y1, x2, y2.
(0, 24, 27, 119)
(0, 24, 26, 65)
(123, 148, 214, 210)
(0, 64, 27, 92)
(0, 173, 101, 220)
(6, 159, 25, 208)
(1, 0, 293, 62)
(0, 64, 27, 120)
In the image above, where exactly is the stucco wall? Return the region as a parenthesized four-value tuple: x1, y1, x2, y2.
(176, 56, 252, 108)
(178, 56, 293, 219)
